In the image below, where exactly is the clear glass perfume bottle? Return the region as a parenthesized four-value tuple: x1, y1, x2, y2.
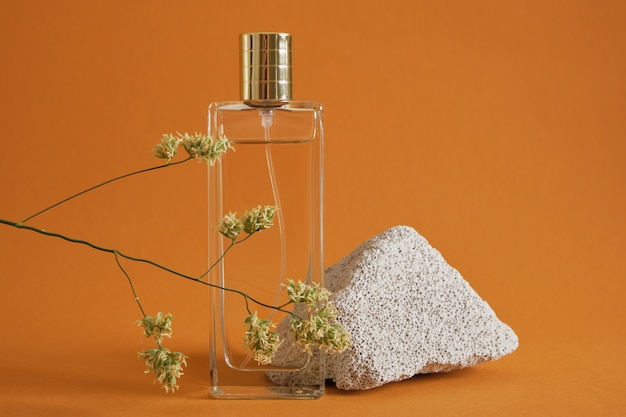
(207, 33, 324, 399)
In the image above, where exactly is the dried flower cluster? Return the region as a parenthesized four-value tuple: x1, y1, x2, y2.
(139, 346, 188, 394)
(285, 280, 352, 355)
(153, 132, 232, 164)
(285, 279, 331, 308)
(216, 205, 277, 241)
(182, 132, 232, 165)
(152, 133, 182, 161)
(137, 313, 188, 393)
(242, 280, 352, 365)
(242, 312, 283, 365)
(137, 312, 173, 342)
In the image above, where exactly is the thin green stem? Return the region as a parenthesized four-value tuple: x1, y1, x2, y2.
(20, 157, 192, 224)
(0, 218, 294, 316)
(196, 233, 253, 281)
(114, 251, 147, 319)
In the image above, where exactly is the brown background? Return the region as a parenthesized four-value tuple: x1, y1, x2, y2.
(1, 0, 624, 416)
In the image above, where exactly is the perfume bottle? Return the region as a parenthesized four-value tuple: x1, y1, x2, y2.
(207, 33, 324, 399)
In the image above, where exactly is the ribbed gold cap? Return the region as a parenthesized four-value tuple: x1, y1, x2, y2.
(240, 32, 292, 101)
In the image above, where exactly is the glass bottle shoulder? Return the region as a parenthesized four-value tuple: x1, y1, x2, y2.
(208, 101, 323, 144)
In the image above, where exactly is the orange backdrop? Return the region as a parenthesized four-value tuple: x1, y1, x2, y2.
(1, 1, 624, 416)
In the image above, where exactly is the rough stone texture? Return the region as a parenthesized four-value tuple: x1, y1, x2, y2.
(267, 225, 519, 390)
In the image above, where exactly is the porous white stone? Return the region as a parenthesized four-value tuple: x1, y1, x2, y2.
(267, 225, 518, 390)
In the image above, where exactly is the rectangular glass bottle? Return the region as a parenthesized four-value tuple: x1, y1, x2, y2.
(207, 100, 324, 399)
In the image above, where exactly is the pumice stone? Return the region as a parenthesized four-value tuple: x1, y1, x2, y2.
(267, 225, 519, 390)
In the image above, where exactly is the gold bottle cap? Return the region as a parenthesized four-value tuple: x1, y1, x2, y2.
(240, 32, 292, 102)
